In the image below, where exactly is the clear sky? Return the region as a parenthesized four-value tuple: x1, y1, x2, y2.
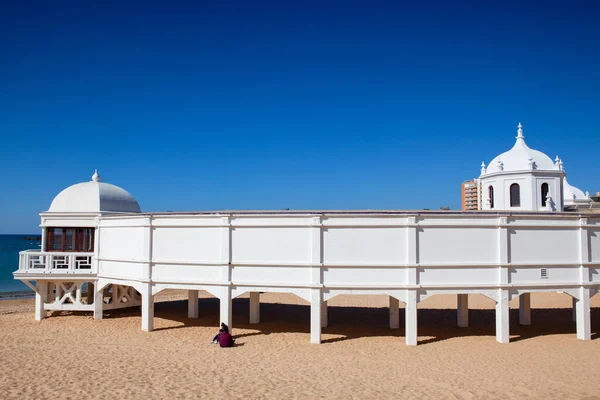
(1, 1, 599, 233)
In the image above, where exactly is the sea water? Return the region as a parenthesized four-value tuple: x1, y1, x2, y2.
(0, 234, 41, 299)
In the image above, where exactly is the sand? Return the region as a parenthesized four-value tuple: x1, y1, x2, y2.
(1, 291, 599, 399)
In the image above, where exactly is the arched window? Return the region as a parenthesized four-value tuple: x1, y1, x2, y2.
(510, 183, 520, 207)
(541, 183, 549, 207)
(488, 185, 494, 209)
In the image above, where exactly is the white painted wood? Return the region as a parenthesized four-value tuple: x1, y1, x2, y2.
(519, 293, 531, 326)
(141, 283, 154, 332)
(457, 294, 469, 327)
(405, 289, 417, 346)
(321, 300, 328, 328)
(93, 290, 103, 320)
(389, 296, 399, 329)
(249, 291, 260, 324)
(310, 289, 322, 344)
(220, 286, 232, 333)
(86, 282, 94, 305)
(576, 287, 591, 340)
(495, 289, 510, 343)
(188, 289, 199, 319)
(34, 281, 47, 321)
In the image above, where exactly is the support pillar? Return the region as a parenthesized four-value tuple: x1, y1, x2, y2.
(321, 300, 328, 328)
(519, 293, 531, 326)
(572, 296, 577, 322)
(576, 288, 591, 340)
(249, 292, 260, 324)
(86, 282, 95, 305)
(188, 290, 199, 319)
(389, 296, 399, 329)
(220, 287, 232, 333)
(405, 289, 418, 346)
(457, 294, 469, 328)
(35, 281, 48, 321)
(141, 283, 154, 332)
(495, 289, 509, 344)
(93, 289, 103, 320)
(310, 289, 322, 344)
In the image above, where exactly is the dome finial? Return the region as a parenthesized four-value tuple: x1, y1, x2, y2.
(516, 122, 524, 140)
(92, 169, 100, 182)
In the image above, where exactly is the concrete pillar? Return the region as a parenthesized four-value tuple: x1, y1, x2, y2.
(519, 293, 531, 326)
(405, 290, 418, 346)
(572, 296, 577, 322)
(576, 288, 591, 340)
(310, 289, 322, 344)
(188, 290, 199, 319)
(35, 281, 48, 321)
(86, 282, 95, 305)
(141, 283, 154, 332)
(495, 289, 509, 344)
(457, 294, 469, 328)
(249, 292, 260, 324)
(321, 300, 328, 328)
(389, 296, 399, 329)
(220, 287, 232, 333)
(93, 289, 103, 320)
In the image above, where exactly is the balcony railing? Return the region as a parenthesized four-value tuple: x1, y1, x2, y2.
(18, 250, 96, 274)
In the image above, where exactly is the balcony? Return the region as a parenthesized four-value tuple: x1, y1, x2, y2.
(17, 250, 96, 275)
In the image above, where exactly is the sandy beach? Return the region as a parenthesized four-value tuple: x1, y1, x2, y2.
(1, 291, 599, 399)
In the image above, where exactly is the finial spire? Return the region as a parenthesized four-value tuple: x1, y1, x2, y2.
(516, 122, 524, 139)
(92, 169, 100, 182)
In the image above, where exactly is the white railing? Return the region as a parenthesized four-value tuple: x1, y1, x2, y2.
(18, 250, 96, 274)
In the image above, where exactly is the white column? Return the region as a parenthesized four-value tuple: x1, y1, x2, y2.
(35, 281, 48, 321)
(310, 289, 322, 344)
(405, 289, 418, 346)
(141, 283, 154, 332)
(576, 288, 591, 340)
(389, 296, 399, 329)
(519, 293, 531, 326)
(93, 288, 103, 320)
(249, 292, 260, 324)
(188, 290, 199, 319)
(220, 286, 232, 333)
(86, 282, 95, 305)
(495, 289, 509, 344)
(572, 296, 577, 322)
(321, 300, 328, 328)
(457, 294, 469, 328)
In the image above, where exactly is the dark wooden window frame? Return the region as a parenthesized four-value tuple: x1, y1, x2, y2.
(46, 227, 95, 252)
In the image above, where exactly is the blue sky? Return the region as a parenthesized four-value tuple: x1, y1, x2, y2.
(1, 1, 599, 233)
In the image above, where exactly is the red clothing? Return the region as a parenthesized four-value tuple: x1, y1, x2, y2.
(219, 332, 233, 347)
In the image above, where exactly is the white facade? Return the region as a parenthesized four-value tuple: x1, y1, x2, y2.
(13, 135, 600, 346)
(479, 123, 589, 212)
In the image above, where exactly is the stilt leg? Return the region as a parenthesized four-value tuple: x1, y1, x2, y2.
(87, 282, 95, 305)
(35, 281, 48, 321)
(249, 292, 260, 324)
(495, 289, 509, 344)
(220, 287, 232, 333)
(188, 290, 199, 318)
(389, 296, 399, 329)
(94, 289, 103, 320)
(141, 283, 154, 332)
(457, 294, 469, 328)
(572, 296, 577, 322)
(321, 300, 328, 328)
(405, 290, 418, 346)
(576, 288, 591, 340)
(519, 293, 531, 326)
(310, 289, 322, 344)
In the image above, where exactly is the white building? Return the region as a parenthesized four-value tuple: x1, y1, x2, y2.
(13, 127, 600, 346)
(479, 123, 590, 212)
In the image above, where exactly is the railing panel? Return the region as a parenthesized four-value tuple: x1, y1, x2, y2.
(18, 250, 95, 274)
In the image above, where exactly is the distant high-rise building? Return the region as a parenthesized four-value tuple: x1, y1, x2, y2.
(461, 179, 480, 210)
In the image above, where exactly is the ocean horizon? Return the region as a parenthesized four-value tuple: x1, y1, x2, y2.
(0, 234, 41, 299)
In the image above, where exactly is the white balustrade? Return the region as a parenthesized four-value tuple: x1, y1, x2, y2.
(18, 250, 95, 274)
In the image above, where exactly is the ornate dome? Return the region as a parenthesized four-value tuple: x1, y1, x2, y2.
(482, 124, 558, 175)
(563, 177, 589, 205)
(48, 170, 141, 213)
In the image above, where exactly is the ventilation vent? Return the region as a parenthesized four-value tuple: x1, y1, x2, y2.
(540, 268, 548, 279)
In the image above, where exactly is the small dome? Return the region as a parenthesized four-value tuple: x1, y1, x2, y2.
(48, 170, 141, 213)
(484, 124, 556, 175)
(563, 177, 588, 205)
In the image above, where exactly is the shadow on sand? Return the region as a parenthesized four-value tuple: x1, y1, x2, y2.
(77, 297, 600, 345)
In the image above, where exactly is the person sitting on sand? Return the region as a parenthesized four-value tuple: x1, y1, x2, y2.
(211, 322, 230, 345)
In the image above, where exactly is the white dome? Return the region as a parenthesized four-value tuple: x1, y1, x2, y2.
(48, 171, 141, 213)
(563, 177, 587, 204)
(484, 124, 556, 174)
